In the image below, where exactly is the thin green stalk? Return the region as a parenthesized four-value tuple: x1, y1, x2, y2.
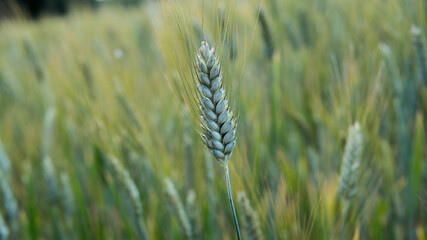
(340, 203, 348, 240)
(224, 162, 241, 240)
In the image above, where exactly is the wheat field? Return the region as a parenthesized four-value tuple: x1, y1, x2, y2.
(0, 0, 426, 239)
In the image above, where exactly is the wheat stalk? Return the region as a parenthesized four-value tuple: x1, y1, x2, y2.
(337, 122, 363, 239)
(163, 178, 192, 239)
(237, 191, 264, 240)
(195, 40, 241, 239)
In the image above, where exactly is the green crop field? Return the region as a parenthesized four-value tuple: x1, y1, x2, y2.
(0, 0, 426, 239)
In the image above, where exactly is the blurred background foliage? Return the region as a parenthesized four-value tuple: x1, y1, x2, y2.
(0, 0, 426, 239)
(0, 0, 147, 19)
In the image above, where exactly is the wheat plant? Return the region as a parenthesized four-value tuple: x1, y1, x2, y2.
(0, 169, 18, 231)
(237, 191, 263, 240)
(195, 40, 241, 239)
(43, 156, 59, 205)
(0, 140, 10, 176)
(59, 172, 75, 218)
(412, 25, 427, 86)
(108, 155, 149, 240)
(338, 122, 363, 239)
(0, 212, 8, 240)
(257, 6, 274, 60)
(163, 178, 193, 239)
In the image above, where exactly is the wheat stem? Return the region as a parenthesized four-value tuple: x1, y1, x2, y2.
(340, 202, 349, 240)
(224, 162, 241, 240)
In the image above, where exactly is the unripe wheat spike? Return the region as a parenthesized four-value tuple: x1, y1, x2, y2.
(338, 122, 363, 201)
(42, 108, 56, 158)
(163, 178, 192, 239)
(108, 156, 149, 240)
(195, 40, 241, 240)
(411, 25, 427, 87)
(238, 191, 264, 240)
(0, 169, 18, 226)
(0, 212, 8, 240)
(196, 41, 237, 164)
(186, 189, 201, 239)
(257, 7, 274, 60)
(0, 139, 11, 176)
(337, 122, 363, 240)
(42, 156, 59, 205)
(60, 172, 75, 218)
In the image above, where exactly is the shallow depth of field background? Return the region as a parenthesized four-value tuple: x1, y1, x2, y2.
(0, 0, 426, 239)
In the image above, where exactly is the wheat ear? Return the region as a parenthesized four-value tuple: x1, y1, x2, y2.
(163, 178, 192, 239)
(338, 122, 363, 201)
(60, 172, 75, 218)
(0, 140, 16, 236)
(237, 191, 264, 240)
(0, 139, 11, 176)
(337, 122, 363, 239)
(195, 40, 240, 239)
(0, 211, 8, 240)
(0, 169, 18, 227)
(108, 156, 149, 240)
(411, 26, 427, 86)
(42, 156, 59, 205)
(257, 7, 274, 60)
(186, 189, 200, 238)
